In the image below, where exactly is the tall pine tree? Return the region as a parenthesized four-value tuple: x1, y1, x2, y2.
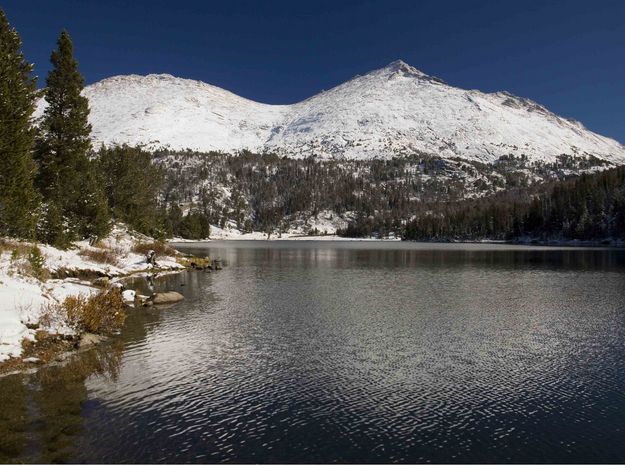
(0, 9, 41, 238)
(36, 31, 109, 246)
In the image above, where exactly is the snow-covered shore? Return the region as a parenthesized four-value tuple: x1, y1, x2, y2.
(172, 216, 399, 242)
(172, 232, 393, 242)
(173, 230, 400, 243)
(0, 225, 184, 363)
(172, 235, 398, 242)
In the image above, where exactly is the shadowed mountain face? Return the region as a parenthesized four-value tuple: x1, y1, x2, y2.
(38, 60, 625, 163)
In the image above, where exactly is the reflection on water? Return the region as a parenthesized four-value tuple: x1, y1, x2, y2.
(0, 341, 123, 463)
(1, 242, 625, 463)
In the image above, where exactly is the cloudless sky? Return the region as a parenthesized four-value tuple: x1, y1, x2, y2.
(3, 0, 624, 143)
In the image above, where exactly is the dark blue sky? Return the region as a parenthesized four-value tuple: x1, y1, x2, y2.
(3, 0, 624, 143)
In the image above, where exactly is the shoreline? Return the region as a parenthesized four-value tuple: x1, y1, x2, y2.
(0, 225, 197, 375)
(171, 235, 625, 249)
(0, 266, 195, 376)
(5, 232, 621, 375)
(0, 263, 195, 377)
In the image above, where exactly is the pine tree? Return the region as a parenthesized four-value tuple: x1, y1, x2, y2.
(96, 145, 165, 236)
(0, 9, 41, 238)
(166, 204, 183, 237)
(36, 31, 109, 246)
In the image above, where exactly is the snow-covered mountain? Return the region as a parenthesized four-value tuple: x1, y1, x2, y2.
(69, 60, 625, 163)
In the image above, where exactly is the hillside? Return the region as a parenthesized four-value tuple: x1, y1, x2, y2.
(38, 60, 625, 163)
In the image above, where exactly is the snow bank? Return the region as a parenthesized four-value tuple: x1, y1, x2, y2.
(189, 210, 353, 241)
(0, 274, 44, 361)
(38, 224, 182, 277)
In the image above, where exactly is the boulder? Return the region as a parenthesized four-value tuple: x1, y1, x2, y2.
(151, 291, 185, 305)
(23, 357, 41, 364)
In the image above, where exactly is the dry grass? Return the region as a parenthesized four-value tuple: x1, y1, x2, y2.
(14, 260, 50, 281)
(0, 238, 13, 254)
(0, 331, 74, 375)
(79, 247, 119, 266)
(40, 289, 126, 335)
(177, 255, 212, 268)
(0, 238, 35, 257)
(132, 241, 177, 257)
(2, 242, 50, 280)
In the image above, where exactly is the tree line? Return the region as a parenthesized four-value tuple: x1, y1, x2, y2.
(385, 165, 625, 242)
(154, 149, 617, 239)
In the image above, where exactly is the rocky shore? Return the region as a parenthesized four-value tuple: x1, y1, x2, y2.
(0, 224, 215, 374)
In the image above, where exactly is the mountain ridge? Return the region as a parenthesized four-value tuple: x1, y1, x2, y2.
(39, 60, 625, 163)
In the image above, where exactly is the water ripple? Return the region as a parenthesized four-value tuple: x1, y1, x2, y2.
(6, 243, 625, 463)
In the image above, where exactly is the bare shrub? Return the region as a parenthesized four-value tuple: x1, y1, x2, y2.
(0, 239, 34, 258)
(79, 247, 119, 266)
(41, 289, 126, 335)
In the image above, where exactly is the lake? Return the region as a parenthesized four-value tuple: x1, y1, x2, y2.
(2, 241, 625, 463)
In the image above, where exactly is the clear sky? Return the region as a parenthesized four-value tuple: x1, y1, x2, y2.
(3, 0, 624, 143)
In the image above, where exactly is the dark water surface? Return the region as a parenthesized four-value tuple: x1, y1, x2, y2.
(2, 241, 625, 463)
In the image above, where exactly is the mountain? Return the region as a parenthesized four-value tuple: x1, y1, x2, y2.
(47, 60, 625, 163)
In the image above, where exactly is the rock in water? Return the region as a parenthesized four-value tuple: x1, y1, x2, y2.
(122, 289, 136, 303)
(151, 291, 185, 304)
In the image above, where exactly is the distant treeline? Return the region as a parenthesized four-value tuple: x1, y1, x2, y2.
(340, 165, 625, 242)
(155, 149, 609, 237)
(156, 150, 477, 234)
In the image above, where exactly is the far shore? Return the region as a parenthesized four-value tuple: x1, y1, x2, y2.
(170, 235, 625, 249)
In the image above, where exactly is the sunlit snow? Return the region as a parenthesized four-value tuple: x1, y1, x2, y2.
(37, 60, 625, 163)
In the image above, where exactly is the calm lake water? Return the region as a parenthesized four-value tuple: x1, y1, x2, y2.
(2, 241, 625, 463)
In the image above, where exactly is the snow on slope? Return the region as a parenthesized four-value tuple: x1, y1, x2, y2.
(84, 74, 288, 153)
(55, 60, 625, 163)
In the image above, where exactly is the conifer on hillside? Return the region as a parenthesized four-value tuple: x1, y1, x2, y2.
(96, 144, 166, 236)
(36, 31, 109, 246)
(0, 9, 41, 238)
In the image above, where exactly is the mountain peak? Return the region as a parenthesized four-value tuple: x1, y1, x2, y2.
(384, 59, 427, 76)
(387, 59, 417, 71)
(377, 60, 447, 85)
(73, 64, 625, 163)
